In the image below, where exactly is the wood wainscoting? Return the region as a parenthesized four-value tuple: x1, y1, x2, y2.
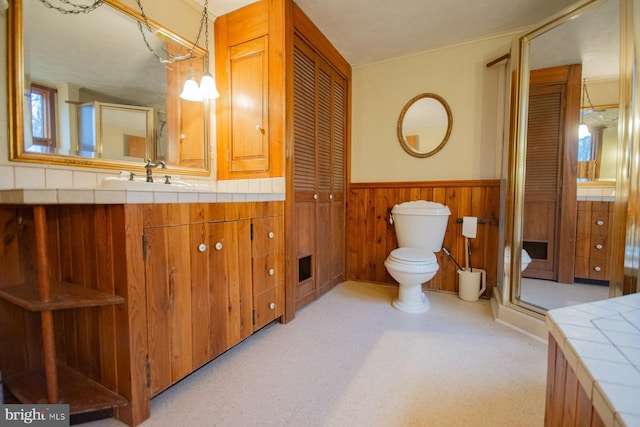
(346, 180, 500, 296)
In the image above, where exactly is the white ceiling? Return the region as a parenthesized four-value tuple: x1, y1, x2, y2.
(209, 0, 582, 66)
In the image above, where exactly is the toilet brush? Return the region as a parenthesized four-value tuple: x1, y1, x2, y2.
(443, 247, 463, 271)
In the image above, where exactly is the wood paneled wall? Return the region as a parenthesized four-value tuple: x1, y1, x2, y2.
(346, 180, 501, 296)
(545, 334, 606, 426)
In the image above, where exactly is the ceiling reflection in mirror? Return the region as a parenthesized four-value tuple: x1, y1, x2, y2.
(397, 93, 452, 158)
(10, 0, 210, 175)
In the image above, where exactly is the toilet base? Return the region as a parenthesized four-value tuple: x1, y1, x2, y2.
(392, 285, 430, 313)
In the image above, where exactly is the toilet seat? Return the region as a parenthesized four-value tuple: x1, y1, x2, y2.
(388, 248, 437, 265)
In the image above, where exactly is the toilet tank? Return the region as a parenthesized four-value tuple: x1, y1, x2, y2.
(391, 200, 451, 252)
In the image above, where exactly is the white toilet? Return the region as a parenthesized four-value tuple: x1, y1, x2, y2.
(384, 200, 451, 313)
(521, 249, 532, 272)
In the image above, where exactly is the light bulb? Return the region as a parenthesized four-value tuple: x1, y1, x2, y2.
(180, 77, 203, 102)
(200, 72, 220, 99)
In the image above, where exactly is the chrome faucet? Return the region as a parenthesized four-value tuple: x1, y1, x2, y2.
(145, 159, 166, 183)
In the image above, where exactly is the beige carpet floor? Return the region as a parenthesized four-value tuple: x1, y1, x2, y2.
(88, 281, 548, 427)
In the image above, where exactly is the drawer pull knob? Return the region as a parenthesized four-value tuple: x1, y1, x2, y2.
(596, 220, 604, 226)
(594, 266, 602, 272)
(269, 268, 275, 276)
(329, 194, 333, 200)
(313, 194, 318, 200)
(268, 231, 275, 239)
(198, 243, 207, 252)
(215, 242, 223, 251)
(595, 244, 603, 250)
(269, 302, 275, 310)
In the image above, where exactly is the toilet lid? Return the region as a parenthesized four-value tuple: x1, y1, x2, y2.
(389, 248, 436, 264)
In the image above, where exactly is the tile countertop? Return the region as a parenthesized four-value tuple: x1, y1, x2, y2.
(0, 188, 285, 205)
(546, 293, 640, 427)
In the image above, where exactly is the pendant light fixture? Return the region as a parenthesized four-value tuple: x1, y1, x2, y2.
(199, 1, 219, 100)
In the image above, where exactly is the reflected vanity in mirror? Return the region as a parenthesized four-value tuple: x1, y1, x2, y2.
(8, 0, 210, 175)
(397, 93, 452, 158)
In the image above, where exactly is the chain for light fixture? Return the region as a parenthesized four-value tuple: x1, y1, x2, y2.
(38, 0, 103, 14)
(135, 0, 208, 65)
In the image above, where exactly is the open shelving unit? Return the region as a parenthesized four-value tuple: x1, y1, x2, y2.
(0, 205, 127, 414)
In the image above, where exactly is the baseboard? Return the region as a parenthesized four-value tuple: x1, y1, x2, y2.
(490, 291, 548, 343)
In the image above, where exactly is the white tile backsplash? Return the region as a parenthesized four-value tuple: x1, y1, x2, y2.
(0, 165, 14, 189)
(15, 166, 45, 188)
(46, 169, 73, 189)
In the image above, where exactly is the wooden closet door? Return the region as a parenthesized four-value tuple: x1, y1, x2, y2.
(316, 59, 333, 295)
(292, 35, 347, 306)
(524, 65, 580, 283)
(524, 84, 564, 280)
(293, 38, 318, 308)
(330, 73, 346, 288)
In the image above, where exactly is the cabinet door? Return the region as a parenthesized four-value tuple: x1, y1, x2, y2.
(144, 225, 193, 396)
(207, 220, 253, 357)
(228, 36, 269, 175)
(145, 219, 252, 394)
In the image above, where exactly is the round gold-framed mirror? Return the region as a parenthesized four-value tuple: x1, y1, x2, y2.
(397, 93, 452, 158)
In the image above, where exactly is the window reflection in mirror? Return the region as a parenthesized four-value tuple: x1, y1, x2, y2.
(10, 0, 210, 175)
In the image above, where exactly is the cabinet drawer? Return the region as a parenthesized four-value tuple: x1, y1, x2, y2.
(575, 233, 591, 257)
(253, 284, 284, 330)
(252, 216, 283, 257)
(590, 211, 610, 236)
(253, 251, 284, 294)
(589, 235, 608, 258)
(574, 256, 590, 279)
(588, 257, 608, 280)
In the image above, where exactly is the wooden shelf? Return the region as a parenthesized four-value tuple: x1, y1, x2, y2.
(0, 280, 124, 311)
(4, 363, 128, 414)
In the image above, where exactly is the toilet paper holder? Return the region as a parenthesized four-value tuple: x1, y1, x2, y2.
(455, 217, 487, 224)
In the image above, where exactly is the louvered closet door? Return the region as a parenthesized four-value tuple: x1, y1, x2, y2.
(331, 74, 346, 287)
(293, 35, 347, 307)
(523, 83, 564, 280)
(316, 59, 333, 295)
(293, 38, 318, 306)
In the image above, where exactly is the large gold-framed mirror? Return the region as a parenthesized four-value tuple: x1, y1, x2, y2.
(504, 0, 622, 316)
(397, 93, 452, 158)
(8, 0, 210, 175)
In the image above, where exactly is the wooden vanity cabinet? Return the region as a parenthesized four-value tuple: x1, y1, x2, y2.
(143, 218, 253, 396)
(142, 202, 283, 396)
(574, 201, 613, 282)
(0, 201, 284, 426)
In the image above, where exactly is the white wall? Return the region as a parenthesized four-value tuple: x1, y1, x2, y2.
(351, 33, 516, 183)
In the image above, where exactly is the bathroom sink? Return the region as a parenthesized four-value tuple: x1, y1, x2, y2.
(101, 175, 193, 190)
